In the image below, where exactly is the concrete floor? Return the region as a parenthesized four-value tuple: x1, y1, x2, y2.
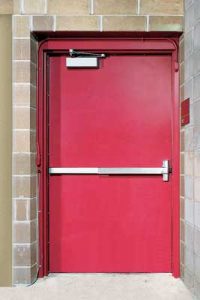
(0, 274, 194, 300)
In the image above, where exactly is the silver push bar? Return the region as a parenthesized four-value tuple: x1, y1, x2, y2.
(49, 160, 170, 182)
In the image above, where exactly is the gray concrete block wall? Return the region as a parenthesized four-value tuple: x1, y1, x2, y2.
(182, 0, 200, 298)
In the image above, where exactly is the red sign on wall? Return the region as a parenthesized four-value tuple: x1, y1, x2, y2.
(181, 98, 190, 126)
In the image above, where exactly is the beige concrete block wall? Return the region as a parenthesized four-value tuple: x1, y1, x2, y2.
(10, 0, 184, 285)
(13, 26, 38, 284)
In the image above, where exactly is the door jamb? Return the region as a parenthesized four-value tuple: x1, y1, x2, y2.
(37, 36, 180, 278)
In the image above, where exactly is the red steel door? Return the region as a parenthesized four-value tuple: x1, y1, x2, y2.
(49, 46, 173, 272)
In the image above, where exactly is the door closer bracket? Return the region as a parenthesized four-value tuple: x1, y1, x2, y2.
(66, 49, 106, 68)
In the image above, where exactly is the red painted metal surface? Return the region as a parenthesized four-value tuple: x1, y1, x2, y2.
(49, 53, 172, 272)
(37, 37, 180, 277)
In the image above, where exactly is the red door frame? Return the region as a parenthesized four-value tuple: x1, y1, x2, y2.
(37, 34, 180, 278)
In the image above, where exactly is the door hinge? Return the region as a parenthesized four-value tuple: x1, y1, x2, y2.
(36, 142, 41, 172)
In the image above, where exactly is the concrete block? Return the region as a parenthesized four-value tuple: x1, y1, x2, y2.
(195, 201, 200, 229)
(32, 16, 54, 31)
(14, 243, 37, 266)
(181, 196, 185, 219)
(193, 50, 200, 76)
(194, 254, 200, 282)
(179, 37, 184, 64)
(184, 30, 193, 59)
(194, 75, 200, 101)
(180, 241, 185, 265)
(13, 16, 30, 38)
(185, 3, 194, 33)
(185, 198, 194, 225)
(185, 223, 194, 250)
(180, 62, 185, 85)
(185, 152, 194, 176)
(184, 127, 194, 152)
(194, 0, 200, 22)
(13, 39, 31, 61)
(185, 247, 194, 273)
(13, 176, 37, 198)
(194, 22, 200, 51)
(184, 79, 193, 102)
(31, 38, 38, 65)
(193, 101, 200, 126)
(56, 16, 99, 31)
(13, 220, 36, 243)
(140, 0, 183, 15)
(185, 55, 193, 82)
(14, 107, 31, 130)
(185, 0, 194, 9)
(181, 130, 185, 152)
(13, 61, 30, 83)
(13, 84, 30, 107)
(181, 153, 184, 174)
(149, 16, 183, 31)
(185, 176, 194, 201)
(194, 278, 200, 300)
(185, 199, 194, 225)
(23, 0, 46, 14)
(94, 0, 137, 15)
(194, 228, 200, 256)
(194, 151, 200, 176)
(13, 0, 21, 14)
(0, 0, 13, 14)
(13, 153, 36, 175)
(103, 16, 146, 31)
(48, 0, 89, 15)
(184, 267, 195, 290)
(13, 264, 37, 285)
(194, 177, 200, 202)
(181, 175, 185, 197)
